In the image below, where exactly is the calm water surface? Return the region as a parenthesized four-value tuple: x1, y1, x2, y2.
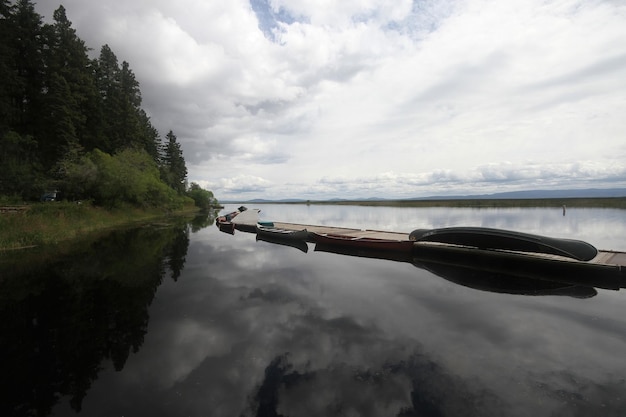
(1, 205, 625, 417)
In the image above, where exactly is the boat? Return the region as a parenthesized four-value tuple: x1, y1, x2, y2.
(216, 206, 250, 234)
(215, 209, 241, 224)
(217, 221, 235, 234)
(311, 232, 414, 252)
(256, 225, 309, 241)
(409, 227, 598, 261)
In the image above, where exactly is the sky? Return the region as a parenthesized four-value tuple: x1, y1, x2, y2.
(36, 0, 626, 201)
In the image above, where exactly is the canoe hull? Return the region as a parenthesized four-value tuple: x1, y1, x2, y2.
(410, 227, 598, 261)
(256, 225, 309, 241)
(217, 221, 235, 234)
(312, 232, 414, 252)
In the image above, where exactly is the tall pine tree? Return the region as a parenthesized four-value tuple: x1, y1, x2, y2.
(41, 6, 98, 161)
(8, 0, 45, 137)
(162, 130, 187, 194)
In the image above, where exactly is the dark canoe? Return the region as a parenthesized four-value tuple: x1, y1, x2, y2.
(311, 232, 415, 252)
(215, 210, 239, 224)
(234, 222, 257, 233)
(409, 227, 598, 261)
(217, 221, 235, 234)
(256, 225, 309, 241)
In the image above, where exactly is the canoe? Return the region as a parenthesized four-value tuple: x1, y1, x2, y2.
(409, 227, 598, 261)
(215, 210, 239, 224)
(311, 232, 414, 252)
(216, 206, 251, 224)
(217, 221, 235, 234)
(256, 225, 309, 241)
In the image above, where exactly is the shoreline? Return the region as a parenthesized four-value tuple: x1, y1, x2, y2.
(0, 202, 205, 252)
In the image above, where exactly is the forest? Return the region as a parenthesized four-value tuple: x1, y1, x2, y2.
(0, 1, 216, 210)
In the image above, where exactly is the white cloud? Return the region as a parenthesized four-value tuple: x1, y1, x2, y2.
(37, 0, 626, 200)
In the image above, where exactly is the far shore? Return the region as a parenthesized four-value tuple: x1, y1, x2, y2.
(230, 197, 626, 209)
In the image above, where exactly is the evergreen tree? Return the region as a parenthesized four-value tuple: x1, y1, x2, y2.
(0, 0, 45, 196)
(0, 130, 43, 198)
(137, 109, 162, 163)
(41, 5, 98, 161)
(93, 44, 121, 153)
(117, 60, 143, 149)
(162, 130, 187, 194)
(0, 0, 17, 133)
(0, 2, 210, 203)
(7, 0, 45, 136)
(93, 46, 153, 153)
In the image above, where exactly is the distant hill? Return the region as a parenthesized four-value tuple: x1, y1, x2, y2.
(413, 188, 626, 200)
(221, 188, 626, 204)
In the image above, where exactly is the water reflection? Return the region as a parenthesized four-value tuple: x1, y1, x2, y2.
(1, 206, 625, 417)
(314, 243, 600, 298)
(0, 218, 195, 416)
(257, 234, 309, 253)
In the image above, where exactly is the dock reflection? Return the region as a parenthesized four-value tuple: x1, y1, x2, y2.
(256, 234, 309, 253)
(313, 243, 599, 298)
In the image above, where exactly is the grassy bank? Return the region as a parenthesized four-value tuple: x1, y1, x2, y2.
(302, 197, 626, 209)
(0, 201, 199, 251)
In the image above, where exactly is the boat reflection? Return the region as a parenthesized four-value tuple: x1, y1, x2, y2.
(256, 234, 309, 253)
(313, 243, 600, 298)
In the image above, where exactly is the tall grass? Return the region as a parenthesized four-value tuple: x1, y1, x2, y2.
(0, 201, 197, 250)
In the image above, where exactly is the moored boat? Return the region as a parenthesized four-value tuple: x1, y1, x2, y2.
(256, 225, 309, 241)
(311, 232, 414, 252)
(217, 221, 235, 234)
(216, 206, 250, 234)
(409, 226, 598, 261)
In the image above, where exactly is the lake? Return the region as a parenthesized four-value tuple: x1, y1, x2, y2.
(1, 204, 625, 417)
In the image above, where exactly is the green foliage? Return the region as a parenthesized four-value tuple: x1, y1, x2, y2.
(187, 182, 217, 210)
(86, 148, 179, 208)
(0, 2, 212, 207)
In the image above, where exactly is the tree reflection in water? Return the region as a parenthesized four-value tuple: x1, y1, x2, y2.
(0, 218, 196, 417)
(246, 352, 500, 417)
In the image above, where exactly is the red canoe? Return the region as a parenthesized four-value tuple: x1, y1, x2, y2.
(311, 232, 414, 252)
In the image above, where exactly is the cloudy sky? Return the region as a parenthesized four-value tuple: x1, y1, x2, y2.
(37, 0, 626, 200)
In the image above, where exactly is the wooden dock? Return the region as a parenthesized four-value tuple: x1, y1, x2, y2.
(236, 220, 626, 266)
(271, 221, 409, 241)
(231, 219, 626, 290)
